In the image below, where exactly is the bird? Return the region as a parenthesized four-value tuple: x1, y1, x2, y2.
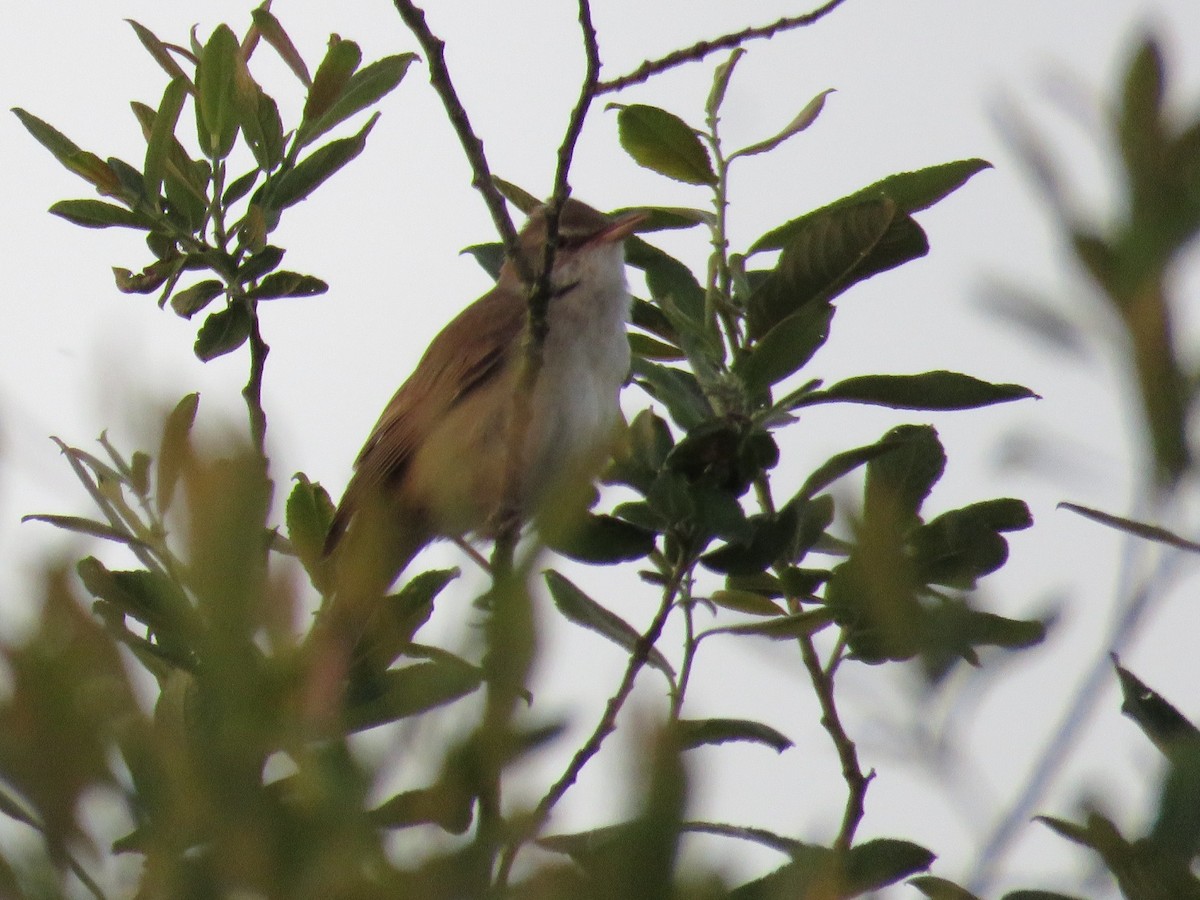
(318, 198, 644, 651)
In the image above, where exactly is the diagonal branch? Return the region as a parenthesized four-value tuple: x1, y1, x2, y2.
(597, 0, 852, 94)
(390, 1, 523, 273)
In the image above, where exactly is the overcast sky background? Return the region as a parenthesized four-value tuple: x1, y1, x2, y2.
(3, 1, 1200, 897)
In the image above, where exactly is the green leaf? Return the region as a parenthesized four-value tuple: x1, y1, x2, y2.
(245, 271, 329, 300)
(909, 876, 982, 900)
(746, 198, 922, 340)
(545, 513, 657, 564)
(157, 393, 198, 515)
(706, 48, 745, 118)
(126, 20, 191, 85)
(683, 821, 804, 857)
(751, 159, 993, 253)
(1112, 658, 1200, 756)
(300, 52, 415, 149)
(865, 424, 946, 523)
(731, 89, 834, 159)
(344, 657, 482, 732)
(676, 718, 792, 753)
(251, 7, 311, 86)
(1059, 502, 1200, 554)
(301, 37, 362, 136)
(703, 610, 833, 642)
(359, 570, 460, 671)
(700, 504, 800, 576)
(48, 199, 147, 230)
(12, 108, 123, 195)
(238, 245, 285, 281)
(76, 558, 191, 635)
(270, 112, 379, 210)
(144, 78, 188, 207)
(736, 301, 834, 395)
(795, 371, 1037, 411)
(630, 357, 712, 429)
(611, 205, 714, 232)
(169, 280, 224, 319)
(730, 838, 934, 898)
(796, 436, 908, 501)
(194, 24, 241, 159)
(913, 499, 1033, 589)
(630, 332, 686, 361)
(492, 176, 541, 213)
(615, 103, 717, 186)
(21, 514, 149, 549)
(193, 303, 251, 361)
(286, 474, 336, 590)
(461, 242, 505, 280)
(709, 589, 785, 617)
(544, 570, 674, 680)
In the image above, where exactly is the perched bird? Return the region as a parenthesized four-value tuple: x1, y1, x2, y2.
(320, 199, 643, 641)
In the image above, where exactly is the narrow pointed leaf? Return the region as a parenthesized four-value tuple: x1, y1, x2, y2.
(194, 24, 241, 159)
(796, 436, 908, 500)
(344, 658, 482, 732)
(300, 53, 415, 148)
(270, 112, 378, 209)
(126, 20, 190, 86)
(909, 876, 982, 899)
(20, 515, 149, 549)
(683, 821, 803, 857)
(1112, 658, 1200, 755)
(251, 7, 310, 86)
(1059, 502, 1200, 554)
(677, 718, 792, 753)
(703, 610, 832, 641)
(545, 513, 657, 564)
(301, 37, 361, 133)
(710, 589, 785, 617)
(544, 570, 674, 679)
(245, 271, 329, 299)
(732, 89, 834, 159)
(794, 371, 1037, 411)
(144, 78, 189, 206)
(735, 301, 833, 394)
(751, 159, 992, 253)
(12, 109, 122, 193)
(615, 103, 717, 186)
(706, 48, 745, 118)
(746, 198, 914, 340)
(49, 200, 147, 230)
(157, 393, 198, 515)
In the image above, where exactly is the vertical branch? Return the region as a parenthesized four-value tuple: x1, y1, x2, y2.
(242, 304, 269, 456)
(494, 0, 603, 570)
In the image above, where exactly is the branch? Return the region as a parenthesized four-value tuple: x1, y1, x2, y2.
(242, 304, 269, 457)
(390, 1, 522, 268)
(494, 567, 683, 887)
(797, 633, 873, 850)
(597, 0, 852, 94)
(494, 0, 603, 571)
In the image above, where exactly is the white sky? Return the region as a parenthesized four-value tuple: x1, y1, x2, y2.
(3, 1, 1200, 897)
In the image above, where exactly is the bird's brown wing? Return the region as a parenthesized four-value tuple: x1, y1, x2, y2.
(324, 287, 526, 553)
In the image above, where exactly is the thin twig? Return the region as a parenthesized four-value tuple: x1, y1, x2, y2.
(494, 568, 684, 887)
(797, 632, 873, 851)
(597, 0, 853, 94)
(390, 1, 522, 269)
(242, 304, 269, 456)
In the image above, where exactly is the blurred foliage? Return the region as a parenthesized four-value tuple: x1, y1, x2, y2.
(1, 7, 1064, 900)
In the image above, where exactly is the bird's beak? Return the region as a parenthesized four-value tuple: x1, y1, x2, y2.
(591, 211, 648, 245)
